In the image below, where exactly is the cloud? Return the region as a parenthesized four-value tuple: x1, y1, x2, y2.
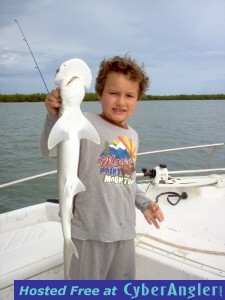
(0, 0, 225, 95)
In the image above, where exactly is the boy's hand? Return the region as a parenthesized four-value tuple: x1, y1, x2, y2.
(45, 87, 61, 115)
(143, 202, 164, 229)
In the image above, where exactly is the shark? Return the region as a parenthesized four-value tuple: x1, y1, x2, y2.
(47, 58, 100, 279)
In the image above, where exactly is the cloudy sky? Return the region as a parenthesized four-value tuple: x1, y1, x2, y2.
(0, 0, 225, 95)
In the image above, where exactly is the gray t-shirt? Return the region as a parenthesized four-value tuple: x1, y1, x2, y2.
(40, 112, 152, 242)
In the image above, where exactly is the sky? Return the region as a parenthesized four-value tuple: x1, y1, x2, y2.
(0, 0, 225, 96)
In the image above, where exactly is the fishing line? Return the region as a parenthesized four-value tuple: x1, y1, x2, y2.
(14, 19, 49, 93)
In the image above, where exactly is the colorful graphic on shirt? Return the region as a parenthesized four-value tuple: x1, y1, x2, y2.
(97, 135, 137, 185)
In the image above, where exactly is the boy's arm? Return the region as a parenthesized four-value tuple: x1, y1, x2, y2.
(40, 113, 58, 157)
(135, 183, 153, 212)
(135, 183, 164, 229)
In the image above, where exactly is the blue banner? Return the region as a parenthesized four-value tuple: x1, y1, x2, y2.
(14, 280, 224, 300)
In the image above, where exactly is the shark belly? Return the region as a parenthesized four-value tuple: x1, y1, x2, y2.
(57, 138, 84, 278)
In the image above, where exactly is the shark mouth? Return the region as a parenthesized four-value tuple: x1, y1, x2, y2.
(66, 76, 79, 86)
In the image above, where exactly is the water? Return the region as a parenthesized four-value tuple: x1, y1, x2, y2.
(0, 100, 225, 213)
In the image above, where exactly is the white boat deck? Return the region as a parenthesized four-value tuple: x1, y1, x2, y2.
(136, 175, 225, 279)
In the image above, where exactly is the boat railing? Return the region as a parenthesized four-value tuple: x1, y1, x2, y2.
(136, 142, 225, 177)
(0, 170, 57, 190)
(137, 142, 224, 167)
(0, 143, 224, 189)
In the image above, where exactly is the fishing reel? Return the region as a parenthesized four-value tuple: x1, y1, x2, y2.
(142, 164, 169, 184)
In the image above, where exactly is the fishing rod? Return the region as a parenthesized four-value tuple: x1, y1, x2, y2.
(14, 19, 49, 93)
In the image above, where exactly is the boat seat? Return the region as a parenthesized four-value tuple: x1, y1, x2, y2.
(0, 221, 63, 289)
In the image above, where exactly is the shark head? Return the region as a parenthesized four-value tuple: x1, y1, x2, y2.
(55, 58, 92, 91)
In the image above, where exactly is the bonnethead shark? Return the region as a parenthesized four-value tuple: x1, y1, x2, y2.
(48, 58, 100, 279)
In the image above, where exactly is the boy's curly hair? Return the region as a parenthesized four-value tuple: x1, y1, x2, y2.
(95, 55, 149, 99)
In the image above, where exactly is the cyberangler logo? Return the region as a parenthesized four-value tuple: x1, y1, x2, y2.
(123, 282, 223, 299)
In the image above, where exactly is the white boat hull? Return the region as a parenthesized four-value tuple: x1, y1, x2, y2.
(0, 202, 63, 299)
(1, 174, 225, 298)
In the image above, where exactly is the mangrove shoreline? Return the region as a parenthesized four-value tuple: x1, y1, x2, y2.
(0, 93, 225, 102)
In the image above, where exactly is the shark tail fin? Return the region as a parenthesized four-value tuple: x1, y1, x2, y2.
(64, 239, 79, 279)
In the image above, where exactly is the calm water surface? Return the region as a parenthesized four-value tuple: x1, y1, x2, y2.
(0, 100, 225, 212)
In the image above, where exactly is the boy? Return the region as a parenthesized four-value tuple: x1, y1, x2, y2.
(40, 55, 164, 279)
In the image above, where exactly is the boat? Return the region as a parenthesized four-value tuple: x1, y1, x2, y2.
(1, 143, 225, 298)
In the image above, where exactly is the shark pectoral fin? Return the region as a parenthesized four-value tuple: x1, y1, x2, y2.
(47, 114, 71, 150)
(79, 118, 100, 145)
(49, 146, 57, 157)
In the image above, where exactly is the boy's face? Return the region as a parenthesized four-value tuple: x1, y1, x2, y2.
(98, 72, 139, 126)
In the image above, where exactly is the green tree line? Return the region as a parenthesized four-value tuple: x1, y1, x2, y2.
(0, 93, 225, 102)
